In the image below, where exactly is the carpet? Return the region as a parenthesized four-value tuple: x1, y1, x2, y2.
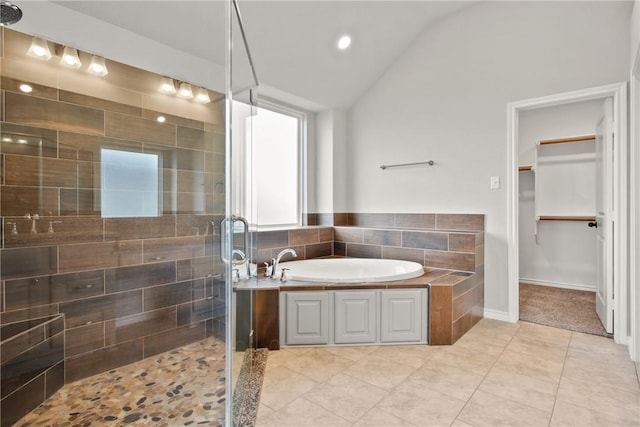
(232, 348, 268, 427)
(519, 282, 612, 338)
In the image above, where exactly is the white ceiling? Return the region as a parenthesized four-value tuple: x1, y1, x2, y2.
(51, 1, 475, 109)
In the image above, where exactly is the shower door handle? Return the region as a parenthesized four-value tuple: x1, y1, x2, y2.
(220, 215, 249, 263)
(588, 221, 598, 228)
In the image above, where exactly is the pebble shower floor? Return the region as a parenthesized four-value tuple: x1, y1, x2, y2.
(17, 338, 226, 426)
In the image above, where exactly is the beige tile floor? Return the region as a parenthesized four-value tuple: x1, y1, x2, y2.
(255, 319, 640, 427)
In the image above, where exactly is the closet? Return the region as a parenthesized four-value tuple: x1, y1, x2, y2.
(518, 100, 602, 292)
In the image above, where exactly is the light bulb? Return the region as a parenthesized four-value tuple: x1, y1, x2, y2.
(177, 82, 194, 99)
(60, 46, 82, 69)
(195, 88, 211, 104)
(87, 55, 108, 76)
(337, 34, 352, 50)
(19, 83, 33, 93)
(159, 77, 176, 94)
(27, 37, 52, 60)
(157, 116, 166, 123)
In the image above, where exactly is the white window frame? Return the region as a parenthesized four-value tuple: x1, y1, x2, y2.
(232, 98, 307, 230)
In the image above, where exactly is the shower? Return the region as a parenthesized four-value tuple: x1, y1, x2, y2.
(0, 1, 22, 26)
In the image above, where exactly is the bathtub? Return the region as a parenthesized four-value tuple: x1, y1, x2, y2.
(276, 258, 424, 283)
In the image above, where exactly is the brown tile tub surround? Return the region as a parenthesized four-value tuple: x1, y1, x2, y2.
(264, 212, 485, 345)
(0, 26, 226, 399)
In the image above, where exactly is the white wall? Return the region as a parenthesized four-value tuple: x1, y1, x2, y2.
(347, 1, 631, 314)
(518, 100, 602, 290)
(315, 109, 348, 213)
(316, 111, 335, 212)
(332, 110, 349, 212)
(630, 0, 640, 360)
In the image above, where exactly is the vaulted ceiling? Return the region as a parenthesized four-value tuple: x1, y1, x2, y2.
(51, 1, 475, 109)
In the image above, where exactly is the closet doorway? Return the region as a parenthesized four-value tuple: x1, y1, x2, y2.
(507, 83, 628, 344)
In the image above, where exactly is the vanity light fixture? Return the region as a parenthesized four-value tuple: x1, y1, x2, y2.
(177, 82, 194, 99)
(194, 87, 211, 104)
(19, 83, 33, 93)
(87, 55, 108, 76)
(336, 34, 352, 50)
(60, 46, 82, 69)
(27, 36, 52, 60)
(159, 77, 176, 94)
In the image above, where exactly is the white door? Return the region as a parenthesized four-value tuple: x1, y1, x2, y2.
(595, 98, 614, 333)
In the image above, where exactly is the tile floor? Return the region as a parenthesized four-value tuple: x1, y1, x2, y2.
(255, 319, 640, 427)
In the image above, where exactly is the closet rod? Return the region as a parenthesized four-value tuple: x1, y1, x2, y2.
(537, 216, 596, 222)
(538, 135, 596, 146)
(380, 160, 434, 170)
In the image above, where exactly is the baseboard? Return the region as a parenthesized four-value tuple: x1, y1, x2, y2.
(519, 278, 596, 292)
(483, 308, 511, 322)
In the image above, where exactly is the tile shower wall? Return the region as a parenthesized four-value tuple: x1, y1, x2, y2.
(0, 28, 226, 392)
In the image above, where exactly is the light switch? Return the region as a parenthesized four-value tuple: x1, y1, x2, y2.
(490, 176, 500, 189)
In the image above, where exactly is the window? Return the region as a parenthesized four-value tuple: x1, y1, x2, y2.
(232, 100, 305, 229)
(101, 149, 161, 217)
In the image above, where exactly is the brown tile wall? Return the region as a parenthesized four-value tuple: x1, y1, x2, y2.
(253, 226, 335, 266)
(0, 315, 65, 426)
(276, 213, 484, 274)
(330, 213, 484, 273)
(0, 28, 226, 393)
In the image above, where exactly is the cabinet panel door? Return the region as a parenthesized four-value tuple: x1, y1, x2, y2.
(380, 290, 422, 342)
(334, 291, 376, 344)
(285, 292, 329, 345)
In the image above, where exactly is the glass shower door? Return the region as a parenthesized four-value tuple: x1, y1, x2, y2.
(226, 0, 263, 425)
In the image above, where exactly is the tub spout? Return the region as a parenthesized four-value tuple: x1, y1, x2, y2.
(272, 248, 297, 279)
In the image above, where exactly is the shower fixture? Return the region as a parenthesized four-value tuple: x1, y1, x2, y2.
(25, 213, 39, 235)
(6, 221, 18, 236)
(0, 1, 22, 26)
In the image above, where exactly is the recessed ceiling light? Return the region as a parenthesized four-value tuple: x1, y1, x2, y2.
(19, 83, 33, 93)
(337, 34, 352, 50)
